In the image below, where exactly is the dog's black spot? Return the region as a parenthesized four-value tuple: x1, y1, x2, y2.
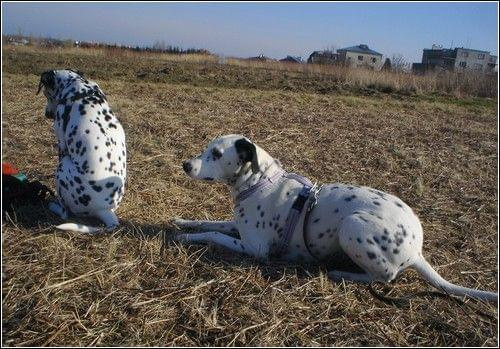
(344, 195, 356, 202)
(61, 105, 72, 132)
(373, 201, 380, 206)
(373, 236, 380, 244)
(74, 176, 82, 184)
(356, 238, 362, 243)
(105, 182, 114, 188)
(318, 233, 324, 239)
(92, 185, 102, 192)
(313, 218, 320, 223)
(381, 246, 387, 251)
(366, 239, 374, 245)
(334, 208, 339, 213)
(211, 148, 222, 160)
(367, 251, 377, 260)
(78, 194, 91, 206)
(393, 248, 399, 254)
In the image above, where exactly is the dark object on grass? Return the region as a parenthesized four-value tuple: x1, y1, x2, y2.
(2, 162, 54, 213)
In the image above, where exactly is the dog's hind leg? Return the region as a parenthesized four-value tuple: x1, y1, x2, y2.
(333, 214, 400, 284)
(96, 210, 119, 231)
(48, 199, 69, 220)
(172, 219, 237, 234)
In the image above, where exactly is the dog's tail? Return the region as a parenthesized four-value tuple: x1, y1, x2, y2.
(54, 210, 119, 234)
(413, 257, 498, 302)
(55, 223, 102, 234)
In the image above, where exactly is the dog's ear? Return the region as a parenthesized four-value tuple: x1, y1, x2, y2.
(37, 70, 56, 95)
(235, 138, 259, 173)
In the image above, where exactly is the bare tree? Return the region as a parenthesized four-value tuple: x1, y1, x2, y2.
(391, 54, 411, 72)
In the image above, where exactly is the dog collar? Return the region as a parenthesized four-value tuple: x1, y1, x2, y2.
(234, 167, 286, 204)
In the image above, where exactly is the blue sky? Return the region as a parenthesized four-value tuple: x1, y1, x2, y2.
(2, 2, 498, 62)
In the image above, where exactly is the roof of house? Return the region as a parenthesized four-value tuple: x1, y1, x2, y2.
(280, 56, 302, 63)
(247, 54, 273, 61)
(309, 50, 338, 57)
(338, 44, 382, 56)
(454, 47, 490, 54)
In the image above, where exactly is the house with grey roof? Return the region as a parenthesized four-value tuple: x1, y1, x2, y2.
(412, 45, 498, 75)
(337, 44, 383, 70)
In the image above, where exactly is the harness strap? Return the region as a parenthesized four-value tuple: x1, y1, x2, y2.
(274, 174, 322, 259)
(233, 166, 322, 259)
(235, 167, 286, 204)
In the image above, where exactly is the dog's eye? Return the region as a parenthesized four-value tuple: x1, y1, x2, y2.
(211, 148, 223, 159)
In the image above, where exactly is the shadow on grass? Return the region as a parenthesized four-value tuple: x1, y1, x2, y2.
(2, 200, 364, 283)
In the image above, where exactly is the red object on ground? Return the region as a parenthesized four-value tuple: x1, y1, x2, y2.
(2, 162, 19, 176)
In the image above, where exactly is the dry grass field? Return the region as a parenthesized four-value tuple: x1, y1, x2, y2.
(1, 45, 498, 346)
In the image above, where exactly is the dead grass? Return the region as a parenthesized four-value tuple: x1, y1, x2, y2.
(1, 45, 498, 346)
(3, 45, 498, 99)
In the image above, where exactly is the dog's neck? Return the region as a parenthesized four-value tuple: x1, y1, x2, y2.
(230, 149, 282, 201)
(56, 79, 100, 105)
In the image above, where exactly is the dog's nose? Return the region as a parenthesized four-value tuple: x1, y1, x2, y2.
(182, 161, 193, 173)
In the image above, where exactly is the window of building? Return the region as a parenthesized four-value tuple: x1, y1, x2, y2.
(461, 51, 469, 58)
(459, 61, 467, 68)
(474, 63, 483, 71)
(358, 55, 363, 61)
(477, 53, 485, 59)
(371, 57, 377, 63)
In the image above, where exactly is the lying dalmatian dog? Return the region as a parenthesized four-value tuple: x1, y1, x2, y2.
(37, 69, 126, 233)
(174, 134, 497, 302)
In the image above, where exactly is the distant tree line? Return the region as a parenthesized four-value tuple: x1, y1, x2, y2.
(2, 34, 211, 55)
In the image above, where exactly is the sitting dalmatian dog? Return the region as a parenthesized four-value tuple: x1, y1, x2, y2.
(37, 69, 126, 233)
(174, 134, 497, 302)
